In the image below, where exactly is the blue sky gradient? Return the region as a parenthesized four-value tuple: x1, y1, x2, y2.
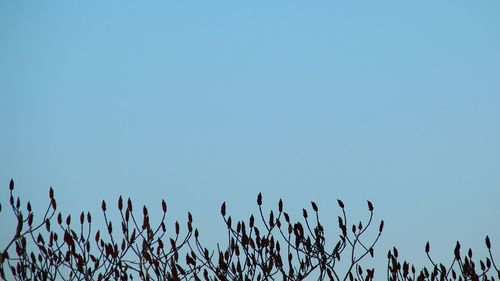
(1, 0, 499, 273)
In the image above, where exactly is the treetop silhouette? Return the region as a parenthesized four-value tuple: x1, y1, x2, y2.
(1, 179, 498, 280)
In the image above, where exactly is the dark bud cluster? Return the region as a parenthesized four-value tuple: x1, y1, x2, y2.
(0, 179, 497, 281)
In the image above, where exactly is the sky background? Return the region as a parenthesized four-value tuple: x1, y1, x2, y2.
(1, 0, 499, 276)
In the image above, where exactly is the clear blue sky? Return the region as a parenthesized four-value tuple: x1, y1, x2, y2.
(1, 0, 499, 273)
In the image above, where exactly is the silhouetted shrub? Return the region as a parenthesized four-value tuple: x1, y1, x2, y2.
(1, 179, 498, 280)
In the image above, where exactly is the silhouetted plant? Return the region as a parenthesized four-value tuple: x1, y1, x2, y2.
(0, 180, 193, 280)
(198, 193, 382, 281)
(387, 238, 499, 281)
(0, 179, 497, 281)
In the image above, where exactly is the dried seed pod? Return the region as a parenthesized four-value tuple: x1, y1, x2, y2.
(118, 196, 123, 211)
(337, 199, 344, 208)
(221, 202, 226, 216)
(367, 200, 373, 211)
(162, 199, 167, 213)
(311, 201, 318, 212)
